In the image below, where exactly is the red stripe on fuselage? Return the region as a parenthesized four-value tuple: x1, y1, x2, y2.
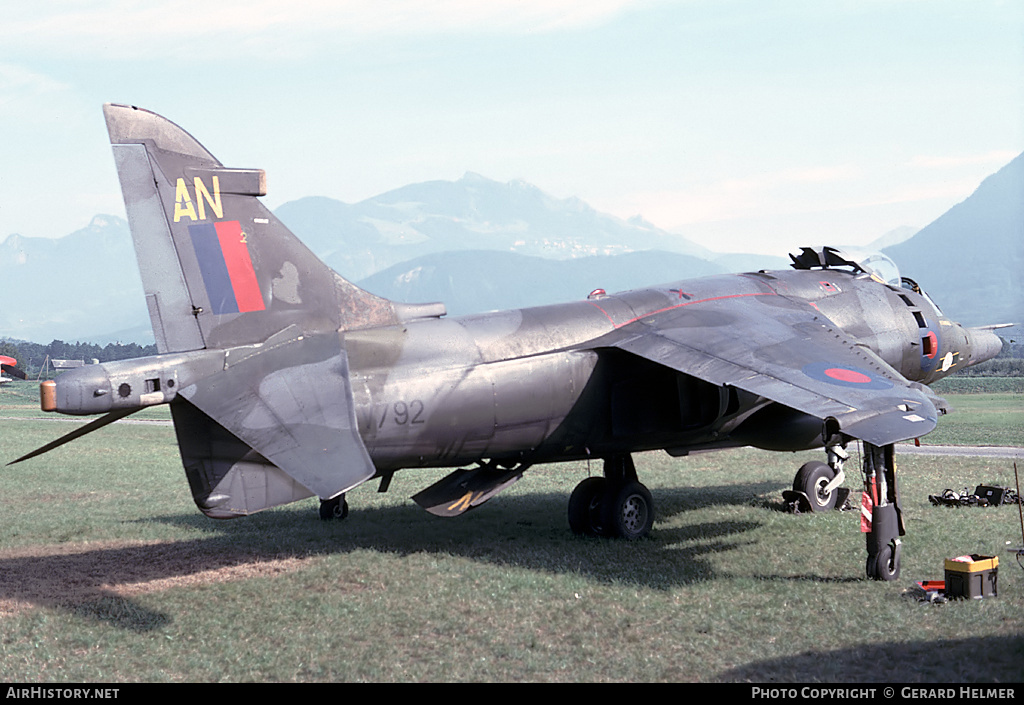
(215, 221, 265, 313)
(587, 292, 777, 328)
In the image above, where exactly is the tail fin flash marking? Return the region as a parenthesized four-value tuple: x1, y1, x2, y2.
(214, 221, 264, 312)
(188, 221, 266, 314)
(104, 103, 445, 351)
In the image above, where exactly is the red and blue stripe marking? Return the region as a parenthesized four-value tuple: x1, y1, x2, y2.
(188, 221, 265, 314)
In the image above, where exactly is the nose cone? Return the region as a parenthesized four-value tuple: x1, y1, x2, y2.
(965, 326, 1006, 366)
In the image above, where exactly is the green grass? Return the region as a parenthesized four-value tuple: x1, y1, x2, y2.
(922, 392, 1024, 446)
(0, 382, 1022, 682)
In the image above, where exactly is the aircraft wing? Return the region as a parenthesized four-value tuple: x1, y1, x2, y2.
(597, 294, 943, 446)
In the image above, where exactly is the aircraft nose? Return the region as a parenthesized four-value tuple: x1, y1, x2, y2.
(965, 326, 1006, 366)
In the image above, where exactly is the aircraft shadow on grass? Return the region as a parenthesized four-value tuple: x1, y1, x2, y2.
(719, 634, 1024, 683)
(0, 482, 783, 631)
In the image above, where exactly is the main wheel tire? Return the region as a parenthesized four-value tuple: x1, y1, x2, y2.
(568, 477, 610, 537)
(319, 495, 349, 521)
(869, 543, 901, 581)
(602, 481, 654, 540)
(793, 461, 838, 513)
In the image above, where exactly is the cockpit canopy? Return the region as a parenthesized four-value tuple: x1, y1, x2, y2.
(789, 245, 940, 311)
(789, 245, 900, 286)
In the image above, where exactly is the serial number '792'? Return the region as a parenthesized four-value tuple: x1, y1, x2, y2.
(377, 400, 426, 428)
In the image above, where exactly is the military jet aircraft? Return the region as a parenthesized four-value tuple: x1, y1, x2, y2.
(0, 355, 26, 385)
(11, 104, 1007, 581)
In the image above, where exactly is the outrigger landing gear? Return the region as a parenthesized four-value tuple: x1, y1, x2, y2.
(861, 442, 903, 581)
(568, 454, 654, 540)
(319, 494, 349, 521)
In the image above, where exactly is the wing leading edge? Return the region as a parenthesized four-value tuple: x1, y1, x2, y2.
(597, 294, 944, 447)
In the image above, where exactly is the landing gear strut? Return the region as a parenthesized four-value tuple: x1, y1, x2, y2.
(568, 454, 654, 540)
(862, 442, 903, 581)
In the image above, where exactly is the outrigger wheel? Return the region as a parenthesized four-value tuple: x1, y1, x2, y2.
(568, 455, 654, 540)
(319, 494, 349, 521)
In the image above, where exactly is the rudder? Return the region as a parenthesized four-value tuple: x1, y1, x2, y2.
(104, 103, 420, 353)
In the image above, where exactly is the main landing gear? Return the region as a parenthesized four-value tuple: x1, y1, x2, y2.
(568, 454, 655, 540)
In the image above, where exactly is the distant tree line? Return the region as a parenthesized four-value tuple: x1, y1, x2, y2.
(954, 358, 1024, 377)
(0, 339, 157, 379)
(953, 336, 1023, 377)
(0, 335, 1020, 378)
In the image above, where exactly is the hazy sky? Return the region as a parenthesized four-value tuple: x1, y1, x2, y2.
(1, 1, 1021, 255)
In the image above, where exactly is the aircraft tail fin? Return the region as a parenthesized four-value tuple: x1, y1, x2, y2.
(103, 103, 443, 353)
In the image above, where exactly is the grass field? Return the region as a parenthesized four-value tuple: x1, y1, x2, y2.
(0, 379, 1021, 682)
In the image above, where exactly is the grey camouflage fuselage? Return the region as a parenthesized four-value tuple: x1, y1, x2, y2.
(17, 105, 1004, 560)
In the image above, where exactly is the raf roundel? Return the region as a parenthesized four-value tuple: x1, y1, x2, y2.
(801, 362, 895, 390)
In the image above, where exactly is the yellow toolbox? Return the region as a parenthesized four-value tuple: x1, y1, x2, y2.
(944, 554, 998, 599)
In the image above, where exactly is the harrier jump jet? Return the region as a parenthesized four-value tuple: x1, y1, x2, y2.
(12, 104, 1006, 580)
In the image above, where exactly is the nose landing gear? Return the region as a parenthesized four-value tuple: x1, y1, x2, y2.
(792, 460, 840, 512)
(861, 442, 903, 581)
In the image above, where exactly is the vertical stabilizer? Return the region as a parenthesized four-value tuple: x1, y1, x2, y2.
(104, 103, 410, 353)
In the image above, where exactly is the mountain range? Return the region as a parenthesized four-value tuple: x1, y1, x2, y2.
(883, 151, 1024, 329)
(0, 216, 150, 344)
(1, 154, 1020, 345)
(272, 172, 719, 281)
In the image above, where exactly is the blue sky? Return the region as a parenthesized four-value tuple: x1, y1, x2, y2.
(1, 1, 1021, 255)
